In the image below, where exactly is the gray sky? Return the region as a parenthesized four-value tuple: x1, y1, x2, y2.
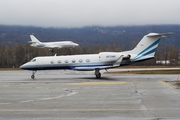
(0, 0, 180, 28)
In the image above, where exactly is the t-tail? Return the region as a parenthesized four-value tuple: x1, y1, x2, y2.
(129, 32, 172, 62)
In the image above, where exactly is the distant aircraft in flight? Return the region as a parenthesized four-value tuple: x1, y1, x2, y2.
(21, 32, 172, 79)
(28, 35, 79, 52)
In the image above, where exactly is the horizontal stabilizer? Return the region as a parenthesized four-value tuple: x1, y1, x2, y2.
(146, 32, 172, 37)
(28, 41, 36, 44)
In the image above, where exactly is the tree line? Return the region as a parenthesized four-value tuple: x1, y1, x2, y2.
(0, 43, 179, 68)
(0, 25, 180, 49)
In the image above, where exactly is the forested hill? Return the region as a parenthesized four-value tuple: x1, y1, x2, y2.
(0, 25, 180, 50)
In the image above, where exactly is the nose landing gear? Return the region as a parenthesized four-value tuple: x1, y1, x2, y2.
(31, 71, 36, 79)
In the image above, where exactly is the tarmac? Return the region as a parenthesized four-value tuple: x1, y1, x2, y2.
(0, 70, 180, 120)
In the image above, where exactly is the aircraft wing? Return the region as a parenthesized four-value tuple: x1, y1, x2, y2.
(45, 44, 67, 49)
(73, 55, 124, 71)
(42, 44, 58, 48)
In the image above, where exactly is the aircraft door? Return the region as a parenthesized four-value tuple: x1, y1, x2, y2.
(37, 58, 43, 69)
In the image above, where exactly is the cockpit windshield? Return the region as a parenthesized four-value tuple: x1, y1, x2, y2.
(30, 59, 36, 62)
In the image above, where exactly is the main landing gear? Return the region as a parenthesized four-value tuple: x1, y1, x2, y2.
(49, 48, 54, 52)
(95, 69, 101, 79)
(31, 71, 36, 79)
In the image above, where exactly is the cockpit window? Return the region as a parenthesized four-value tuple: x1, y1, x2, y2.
(30, 59, 36, 62)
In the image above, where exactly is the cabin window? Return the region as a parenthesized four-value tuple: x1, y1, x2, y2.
(58, 60, 61, 63)
(72, 59, 76, 63)
(79, 59, 83, 63)
(65, 60, 68, 63)
(86, 59, 90, 62)
(50, 60, 54, 64)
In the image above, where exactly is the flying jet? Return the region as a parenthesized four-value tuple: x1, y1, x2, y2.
(20, 32, 171, 79)
(28, 35, 79, 52)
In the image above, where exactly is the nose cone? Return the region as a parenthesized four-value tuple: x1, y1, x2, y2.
(20, 64, 26, 69)
(75, 43, 79, 46)
(20, 62, 37, 71)
(20, 63, 30, 70)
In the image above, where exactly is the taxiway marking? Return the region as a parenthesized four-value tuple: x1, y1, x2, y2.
(0, 82, 76, 103)
(68, 81, 133, 85)
(21, 100, 35, 103)
(159, 81, 180, 93)
(0, 102, 11, 105)
(0, 84, 8, 88)
(0, 108, 180, 112)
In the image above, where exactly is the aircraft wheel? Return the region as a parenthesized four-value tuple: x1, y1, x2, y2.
(96, 73, 101, 79)
(31, 75, 35, 79)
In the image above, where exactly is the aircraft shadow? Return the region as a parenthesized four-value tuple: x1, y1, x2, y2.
(23, 76, 120, 82)
(76, 76, 120, 81)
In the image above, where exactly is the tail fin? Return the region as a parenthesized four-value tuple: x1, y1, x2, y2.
(131, 32, 172, 61)
(29, 35, 41, 43)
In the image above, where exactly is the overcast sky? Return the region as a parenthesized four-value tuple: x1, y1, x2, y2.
(0, 0, 180, 28)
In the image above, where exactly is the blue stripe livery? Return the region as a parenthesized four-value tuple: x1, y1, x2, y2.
(134, 38, 160, 60)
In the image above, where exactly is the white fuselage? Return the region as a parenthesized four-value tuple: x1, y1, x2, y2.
(20, 52, 131, 71)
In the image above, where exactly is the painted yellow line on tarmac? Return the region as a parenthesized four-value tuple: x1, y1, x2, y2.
(0, 84, 8, 88)
(159, 81, 180, 93)
(0, 103, 11, 105)
(68, 81, 133, 85)
(21, 100, 35, 103)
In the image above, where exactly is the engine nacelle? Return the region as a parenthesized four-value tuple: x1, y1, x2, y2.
(123, 54, 131, 59)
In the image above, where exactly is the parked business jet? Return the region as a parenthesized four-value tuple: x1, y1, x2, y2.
(21, 33, 171, 79)
(28, 35, 79, 52)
